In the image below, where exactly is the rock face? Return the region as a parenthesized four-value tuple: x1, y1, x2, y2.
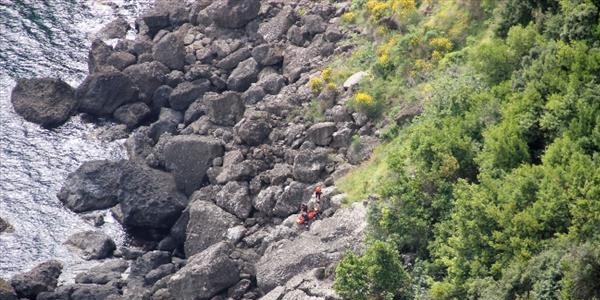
(256, 202, 368, 292)
(205, 92, 245, 126)
(76, 71, 138, 116)
(65, 231, 116, 260)
(185, 200, 239, 257)
(168, 242, 240, 300)
(10, 260, 62, 299)
(10, 78, 77, 128)
(163, 135, 224, 195)
(206, 0, 260, 29)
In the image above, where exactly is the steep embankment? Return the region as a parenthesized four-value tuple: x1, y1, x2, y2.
(6, 0, 378, 299)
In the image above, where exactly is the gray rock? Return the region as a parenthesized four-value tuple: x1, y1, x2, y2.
(153, 32, 186, 70)
(324, 26, 343, 42)
(130, 251, 172, 279)
(302, 14, 326, 35)
(306, 122, 336, 146)
(342, 71, 368, 90)
(204, 92, 245, 126)
(287, 25, 307, 46)
(96, 17, 130, 40)
(253, 185, 283, 215)
(272, 181, 308, 217)
(265, 163, 292, 186)
(169, 242, 240, 300)
(168, 79, 211, 111)
(185, 200, 239, 257)
(10, 260, 62, 299)
(163, 135, 224, 195)
(57, 160, 123, 213)
(251, 44, 283, 66)
(0, 217, 13, 234)
(215, 159, 265, 184)
(292, 150, 328, 183)
(259, 286, 284, 300)
(144, 264, 177, 286)
(76, 71, 139, 116)
(106, 51, 137, 70)
(258, 6, 295, 42)
(113, 102, 151, 128)
(183, 98, 205, 125)
(236, 111, 271, 146)
(149, 108, 182, 142)
(346, 135, 379, 165)
(216, 47, 251, 70)
(10, 77, 77, 128)
(215, 181, 252, 219)
(154, 0, 189, 26)
(88, 39, 113, 73)
(123, 62, 169, 103)
(75, 259, 129, 284)
(282, 46, 318, 83)
(330, 127, 353, 149)
(137, 11, 170, 37)
(228, 279, 251, 300)
(227, 58, 260, 92)
(65, 231, 116, 260)
(206, 0, 260, 29)
(151, 85, 172, 114)
(0, 278, 17, 300)
(258, 73, 286, 95)
(242, 85, 266, 104)
(328, 105, 352, 123)
(41, 283, 120, 300)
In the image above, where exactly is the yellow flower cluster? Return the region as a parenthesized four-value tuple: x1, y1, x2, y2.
(309, 77, 324, 94)
(429, 37, 453, 51)
(309, 68, 336, 94)
(354, 92, 375, 106)
(366, 0, 416, 21)
(377, 36, 399, 67)
(341, 11, 356, 23)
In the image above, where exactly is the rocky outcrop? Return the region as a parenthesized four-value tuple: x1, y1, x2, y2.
(10, 78, 77, 128)
(10, 260, 62, 299)
(168, 242, 240, 300)
(76, 71, 139, 116)
(65, 231, 116, 260)
(184, 199, 239, 257)
(292, 150, 328, 183)
(206, 0, 260, 29)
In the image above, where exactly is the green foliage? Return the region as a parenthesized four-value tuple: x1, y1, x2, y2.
(334, 241, 411, 300)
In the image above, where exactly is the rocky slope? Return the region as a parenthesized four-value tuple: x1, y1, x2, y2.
(8, 0, 379, 299)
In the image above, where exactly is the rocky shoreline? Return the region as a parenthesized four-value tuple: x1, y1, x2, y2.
(6, 0, 379, 299)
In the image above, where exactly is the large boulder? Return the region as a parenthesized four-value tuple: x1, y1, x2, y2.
(57, 160, 123, 213)
(113, 102, 151, 128)
(65, 231, 116, 260)
(256, 202, 368, 292)
(253, 185, 283, 216)
(236, 111, 271, 146)
(272, 181, 308, 217)
(168, 242, 240, 300)
(204, 92, 245, 126)
(184, 200, 239, 257)
(227, 58, 259, 92)
(38, 284, 119, 300)
(75, 259, 129, 284)
(10, 78, 77, 128)
(282, 46, 319, 83)
(163, 135, 224, 195)
(258, 6, 296, 42)
(153, 32, 186, 71)
(215, 160, 261, 184)
(306, 122, 336, 146)
(215, 181, 252, 219)
(216, 47, 251, 70)
(292, 150, 328, 183)
(88, 39, 113, 73)
(206, 0, 260, 29)
(251, 44, 283, 66)
(76, 71, 138, 116)
(168, 79, 211, 111)
(10, 260, 62, 299)
(0, 278, 17, 300)
(123, 61, 170, 103)
(106, 51, 137, 70)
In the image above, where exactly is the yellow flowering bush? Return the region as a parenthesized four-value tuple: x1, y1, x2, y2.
(355, 92, 375, 106)
(429, 37, 453, 52)
(309, 77, 324, 94)
(341, 11, 356, 23)
(366, 0, 417, 21)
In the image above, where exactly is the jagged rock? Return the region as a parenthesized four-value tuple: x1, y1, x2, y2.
(227, 58, 260, 92)
(10, 260, 62, 299)
(328, 105, 352, 123)
(292, 150, 328, 183)
(153, 32, 185, 70)
(206, 0, 260, 29)
(242, 85, 266, 104)
(88, 39, 113, 73)
(272, 181, 308, 217)
(163, 135, 224, 195)
(330, 127, 353, 149)
(106, 51, 137, 70)
(266, 163, 293, 186)
(137, 10, 170, 38)
(253, 186, 283, 215)
(251, 44, 283, 66)
(0, 278, 17, 300)
(324, 26, 343, 42)
(217, 47, 251, 70)
(113, 102, 151, 128)
(204, 91, 245, 126)
(283, 46, 319, 83)
(236, 111, 271, 146)
(226, 225, 247, 244)
(76, 71, 138, 116)
(185, 200, 240, 257)
(168, 79, 211, 111)
(169, 242, 239, 300)
(149, 108, 182, 142)
(256, 202, 367, 292)
(75, 259, 129, 284)
(306, 122, 336, 146)
(144, 264, 177, 286)
(259, 286, 284, 300)
(65, 231, 116, 260)
(96, 17, 130, 40)
(287, 25, 307, 46)
(184, 64, 212, 81)
(228, 279, 252, 300)
(154, 0, 189, 26)
(10, 77, 77, 128)
(0, 217, 13, 234)
(215, 160, 261, 184)
(130, 251, 172, 279)
(302, 14, 326, 35)
(183, 98, 205, 125)
(258, 73, 286, 95)
(123, 61, 169, 103)
(151, 85, 172, 114)
(258, 6, 296, 42)
(57, 160, 123, 212)
(346, 135, 379, 165)
(215, 181, 252, 219)
(38, 283, 119, 300)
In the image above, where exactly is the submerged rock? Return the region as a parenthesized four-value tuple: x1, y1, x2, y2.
(10, 77, 77, 128)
